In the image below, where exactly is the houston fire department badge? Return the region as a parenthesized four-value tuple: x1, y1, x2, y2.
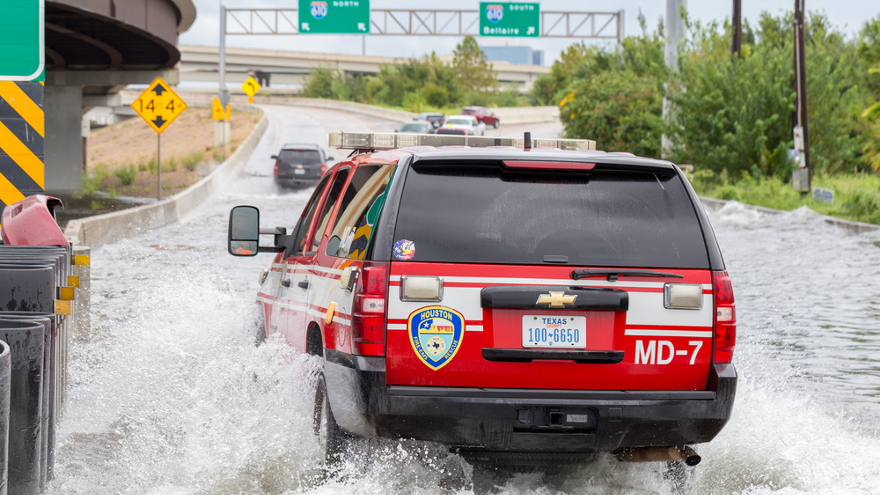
(408, 306, 465, 371)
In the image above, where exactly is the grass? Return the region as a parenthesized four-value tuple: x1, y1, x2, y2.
(691, 171, 880, 225)
(181, 151, 204, 171)
(114, 164, 137, 185)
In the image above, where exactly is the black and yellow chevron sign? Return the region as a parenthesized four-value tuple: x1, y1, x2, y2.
(0, 81, 44, 215)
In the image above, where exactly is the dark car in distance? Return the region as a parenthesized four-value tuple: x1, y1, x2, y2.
(272, 143, 333, 190)
(415, 112, 446, 129)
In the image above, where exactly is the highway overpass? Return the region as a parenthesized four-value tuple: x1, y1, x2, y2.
(179, 45, 551, 92)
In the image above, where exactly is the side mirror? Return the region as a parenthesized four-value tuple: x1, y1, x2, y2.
(270, 155, 278, 160)
(327, 156, 335, 162)
(326, 235, 342, 257)
(228, 206, 260, 256)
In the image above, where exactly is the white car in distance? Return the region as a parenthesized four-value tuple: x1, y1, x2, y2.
(441, 115, 486, 136)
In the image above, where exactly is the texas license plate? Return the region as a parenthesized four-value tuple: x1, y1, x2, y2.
(522, 315, 586, 348)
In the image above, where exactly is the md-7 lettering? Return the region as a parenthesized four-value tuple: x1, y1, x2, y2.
(635, 340, 703, 365)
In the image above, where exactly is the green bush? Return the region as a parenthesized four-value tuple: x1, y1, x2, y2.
(402, 91, 427, 113)
(114, 164, 137, 185)
(494, 85, 522, 107)
(422, 82, 449, 107)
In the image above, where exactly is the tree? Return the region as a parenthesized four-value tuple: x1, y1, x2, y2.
(453, 36, 498, 95)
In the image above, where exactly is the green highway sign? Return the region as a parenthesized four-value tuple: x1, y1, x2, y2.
(480, 2, 540, 38)
(0, 0, 44, 80)
(299, 0, 370, 34)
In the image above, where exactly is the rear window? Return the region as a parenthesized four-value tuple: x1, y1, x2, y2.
(279, 149, 321, 164)
(391, 161, 709, 268)
(461, 109, 476, 114)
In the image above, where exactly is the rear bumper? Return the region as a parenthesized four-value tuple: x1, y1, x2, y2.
(324, 351, 736, 456)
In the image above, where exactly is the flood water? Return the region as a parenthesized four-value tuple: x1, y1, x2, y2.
(45, 105, 880, 494)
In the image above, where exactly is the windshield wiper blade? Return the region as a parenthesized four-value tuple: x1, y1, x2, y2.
(570, 269, 685, 282)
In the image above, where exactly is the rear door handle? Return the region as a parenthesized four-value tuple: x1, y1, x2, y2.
(297, 280, 309, 289)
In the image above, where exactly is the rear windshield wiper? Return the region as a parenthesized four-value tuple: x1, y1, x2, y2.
(570, 269, 685, 282)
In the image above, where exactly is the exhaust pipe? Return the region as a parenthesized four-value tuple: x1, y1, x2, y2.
(615, 445, 701, 466)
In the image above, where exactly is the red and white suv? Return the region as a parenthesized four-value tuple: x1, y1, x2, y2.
(228, 131, 736, 469)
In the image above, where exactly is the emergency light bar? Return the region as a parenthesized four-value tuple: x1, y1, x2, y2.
(328, 131, 596, 152)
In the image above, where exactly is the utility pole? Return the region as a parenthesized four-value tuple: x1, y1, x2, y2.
(792, 0, 811, 192)
(661, 0, 686, 159)
(216, 3, 231, 154)
(731, 0, 742, 60)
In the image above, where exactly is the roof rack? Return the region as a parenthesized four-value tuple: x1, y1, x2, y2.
(328, 131, 596, 152)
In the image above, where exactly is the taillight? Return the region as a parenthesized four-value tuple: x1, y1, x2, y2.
(321, 162, 326, 175)
(273, 161, 279, 176)
(712, 271, 736, 363)
(351, 262, 389, 356)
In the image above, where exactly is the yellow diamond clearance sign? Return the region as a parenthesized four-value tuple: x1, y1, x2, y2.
(131, 78, 187, 133)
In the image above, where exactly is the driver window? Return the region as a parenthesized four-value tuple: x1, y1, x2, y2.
(290, 174, 331, 256)
(310, 168, 350, 252)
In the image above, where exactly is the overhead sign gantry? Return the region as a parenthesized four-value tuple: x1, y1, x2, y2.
(223, 7, 623, 41)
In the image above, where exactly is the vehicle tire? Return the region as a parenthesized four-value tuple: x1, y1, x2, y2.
(493, 120, 500, 129)
(314, 372, 346, 470)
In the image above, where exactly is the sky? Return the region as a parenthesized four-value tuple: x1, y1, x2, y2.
(180, 1, 880, 64)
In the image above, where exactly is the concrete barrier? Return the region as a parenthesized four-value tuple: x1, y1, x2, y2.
(493, 106, 559, 125)
(171, 90, 560, 126)
(64, 109, 268, 249)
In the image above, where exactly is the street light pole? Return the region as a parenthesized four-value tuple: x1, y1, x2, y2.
(216, 3, 231, 156)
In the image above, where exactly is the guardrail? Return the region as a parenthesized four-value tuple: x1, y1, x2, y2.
(0, 242, 89, 494)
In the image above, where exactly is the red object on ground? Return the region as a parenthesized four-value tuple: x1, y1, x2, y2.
(0, 195, 69, 247)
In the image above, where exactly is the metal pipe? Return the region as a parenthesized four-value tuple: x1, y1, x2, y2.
(615, 445, 701, 466)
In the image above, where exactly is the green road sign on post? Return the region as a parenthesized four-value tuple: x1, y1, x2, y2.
(480, 2, 540, 38)
(0, 0, 45, 81)
(298, 0, 370, 34)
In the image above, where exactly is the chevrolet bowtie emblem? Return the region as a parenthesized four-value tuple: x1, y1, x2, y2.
(536, 291, 577, 308)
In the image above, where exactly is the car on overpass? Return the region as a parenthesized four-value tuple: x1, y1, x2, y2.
(271, 143, 333, 190)
(461, 106, 501, 128)
(227, 131, 737, 475)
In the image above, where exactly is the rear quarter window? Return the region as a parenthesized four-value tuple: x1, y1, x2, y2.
(391, 161, 709, 268)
